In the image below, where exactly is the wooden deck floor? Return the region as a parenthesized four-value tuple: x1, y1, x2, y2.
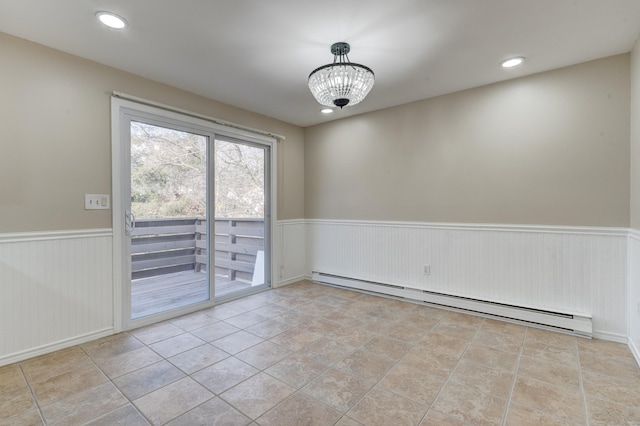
(131, 271, 254, 319)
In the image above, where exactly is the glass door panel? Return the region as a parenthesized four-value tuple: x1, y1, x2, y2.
(129, 121, 210, 319)
(214, 137, 269, 300)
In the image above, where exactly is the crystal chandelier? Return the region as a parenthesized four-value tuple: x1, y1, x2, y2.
(308, 42, 375, 109)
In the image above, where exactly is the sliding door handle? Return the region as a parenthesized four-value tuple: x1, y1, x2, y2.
(125, 211, 136, 237)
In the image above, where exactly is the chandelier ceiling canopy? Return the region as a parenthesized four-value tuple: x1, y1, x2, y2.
(308, 42, 375, 109)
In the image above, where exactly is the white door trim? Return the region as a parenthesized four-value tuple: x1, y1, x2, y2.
(111, 96, 277, 331)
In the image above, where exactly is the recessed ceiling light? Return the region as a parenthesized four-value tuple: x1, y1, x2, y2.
(321, 108, 334, 114)
(96, 12, 127, 29)
(501, 57, 524, 68)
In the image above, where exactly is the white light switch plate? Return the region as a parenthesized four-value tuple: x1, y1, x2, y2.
(85, 194, 110, 210)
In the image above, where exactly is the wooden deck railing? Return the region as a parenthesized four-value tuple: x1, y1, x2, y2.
(131, 217, 264, 281)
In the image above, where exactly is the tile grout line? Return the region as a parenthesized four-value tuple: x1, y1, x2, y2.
(332, 306, 431, 421)
(17, 363, 47, 425)
(211, 290, 317, 422)
(165, 323, 263, 423)
(340, 308, 486, 424)
(361, 312, 442, 424)
(416, 318, 485, 425)
(87, 324, 270, 425)
(112, 326, 242, 425)
(78, 338, 154, 426)
(251, 292, 403, 423)
(13, 291, 406, 426)
(319, 337, 386, 421)
(575, 339, 590, 426)
(9, 282, 639, 425)
(163, 299, 297, 423)
(264, 296, 376, 422)
(21, 340, 150, 426)
(500, 326, 526, 426)
(194, 299, 344, 422)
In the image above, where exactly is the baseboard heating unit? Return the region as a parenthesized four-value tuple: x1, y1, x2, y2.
(311, 272, 592, 338)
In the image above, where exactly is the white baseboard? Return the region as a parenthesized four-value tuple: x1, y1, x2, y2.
(0, 328, 114, 367)
(629, 339, 640, 368)
(274, 275, 309, 288)
(592, 331, 628, 344)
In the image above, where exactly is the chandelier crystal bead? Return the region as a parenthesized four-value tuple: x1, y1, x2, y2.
(308, 42, 375, 109)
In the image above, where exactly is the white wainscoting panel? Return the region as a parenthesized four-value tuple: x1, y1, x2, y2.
(629, 231, 640, 363)
(307, 220, 628, 339)
(0, 221, 632, 366)
(275, 220, 307, 287)
(0, 229, 114, 366)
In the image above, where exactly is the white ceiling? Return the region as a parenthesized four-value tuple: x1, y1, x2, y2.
(1, 0, 640, 127)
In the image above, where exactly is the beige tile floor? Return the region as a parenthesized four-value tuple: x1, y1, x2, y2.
(2, 280, 640, 425)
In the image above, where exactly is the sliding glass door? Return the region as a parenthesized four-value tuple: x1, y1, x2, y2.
(113, 99, 274, 330)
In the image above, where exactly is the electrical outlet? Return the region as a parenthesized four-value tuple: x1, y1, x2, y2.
(423, 264, 431, 275)
(85, 194, 110, 210)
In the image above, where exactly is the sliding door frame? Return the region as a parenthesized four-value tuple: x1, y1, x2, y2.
(111, 96, 277, 332)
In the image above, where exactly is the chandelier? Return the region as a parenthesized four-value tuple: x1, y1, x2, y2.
(308, 42, 375, 109)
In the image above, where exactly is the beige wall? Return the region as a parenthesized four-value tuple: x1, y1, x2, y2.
(631, 40, 640, 229)
(1, 31, 632, 230)
(305, 55, 630, 227)
(630, 37, 640, 360)
(0, 33, 304, 233)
